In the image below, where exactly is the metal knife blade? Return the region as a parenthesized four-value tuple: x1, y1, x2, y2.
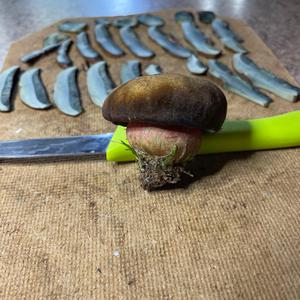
(0, 132, 113, 159)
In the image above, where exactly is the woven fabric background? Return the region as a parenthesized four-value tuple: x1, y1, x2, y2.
(0, 9, 299, 299)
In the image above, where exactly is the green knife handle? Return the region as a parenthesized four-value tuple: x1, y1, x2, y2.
(106, 111, 300, 162)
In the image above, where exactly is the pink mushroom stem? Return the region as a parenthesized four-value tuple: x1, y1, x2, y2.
(127, 122, 202, 163)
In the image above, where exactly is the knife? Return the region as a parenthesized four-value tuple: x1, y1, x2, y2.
(0, 111, 300, 161)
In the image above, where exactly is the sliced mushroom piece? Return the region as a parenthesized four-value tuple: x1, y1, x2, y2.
(53, 67, 82, 116)
(144, 64, 162, 75)
(87, 61, 116, 107)
(138, 14, 165, 27)
(232, 53, 300, 102)
(58, 21, 87, 33)
(112, 17, 138, 28)
(43, 32, 69, 47)
(212, 19, 247, 53)
(0, 66, 20, 112)
(119, 25, 155, 58)
(198, 11, 216, 24)
(19, 68, 52, 109)
(148, 26, 192, 58)
(57, 39, 73, 68)
(208, 60, 272, 107)
(186, 54, 207, 74)
(120, 60, 141, 84)
(20, 44, 61, 64)
(76, 32, 101, 62)
(179, 21, 221, 56)
(94, 24, 125, 57)
(174, 11, 195, 23)
(95, 18, 111, 26)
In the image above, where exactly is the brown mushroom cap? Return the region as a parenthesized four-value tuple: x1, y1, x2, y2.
(102, 73, 227, 131)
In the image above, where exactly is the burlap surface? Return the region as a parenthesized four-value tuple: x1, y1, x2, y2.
(0, 8, 299, 299)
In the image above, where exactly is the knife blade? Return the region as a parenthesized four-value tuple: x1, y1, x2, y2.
(0, 133, 113, 159)
(0, 111, 300, 161)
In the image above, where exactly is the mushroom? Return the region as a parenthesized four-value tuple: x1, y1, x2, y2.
(102, 73, 227, 190)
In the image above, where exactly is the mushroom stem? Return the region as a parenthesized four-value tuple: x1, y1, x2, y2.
(126, 122, 202, 190)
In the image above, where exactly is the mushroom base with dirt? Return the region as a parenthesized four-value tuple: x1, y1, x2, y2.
(126, 122, 202, 189)
(103, 74, 227, 190)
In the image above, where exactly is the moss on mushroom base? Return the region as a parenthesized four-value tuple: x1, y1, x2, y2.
(127, 122, 202, 190)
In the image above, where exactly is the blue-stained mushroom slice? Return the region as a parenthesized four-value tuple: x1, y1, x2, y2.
(112, 17, 138, 28)
(144, 64, 162, 75)
(76, 32, 101, 62)
(58, 21, 87, 33)
(20, 43, 61, 64)
(186, 55, 207, 74)
(53, 66, 82, 116)
(175, 11, 220, 57)
(174, 11, 195, 23)
(182, 21, 221, 56)
(120, 60, 141, 84)
(19, 68, 52, 109)
(0, 66, 20, 112)
(95, 24, 125, 56)
(232, 53, 300, 102)
(43, 32, 69, 47)
(198, 11, 215, 24)
(137, 14, 165, 27)
(95, 18, 111, 26)
(212, 19, 247, 53)
(208, 60, 272, 107)
(148, 26, 192, 58)
(87, 61, 116, 107)
(57, 39, 73, 68)
(119, 25, 155, 58)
